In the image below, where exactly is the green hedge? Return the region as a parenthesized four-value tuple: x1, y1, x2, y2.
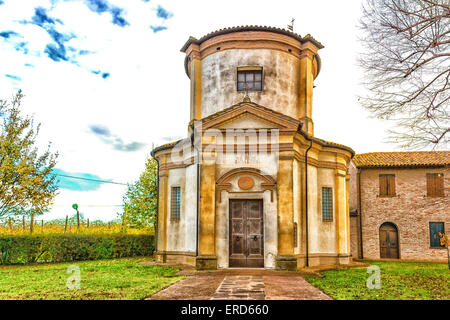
(0, 234, 154, 265)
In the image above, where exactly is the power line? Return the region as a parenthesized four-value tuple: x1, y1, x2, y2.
(53, 204, 124, 207)
(54, 174, 129, 186)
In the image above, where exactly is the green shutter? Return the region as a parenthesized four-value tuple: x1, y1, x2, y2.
(429, 222, 444, 247)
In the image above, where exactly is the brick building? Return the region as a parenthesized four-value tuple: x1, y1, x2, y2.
(349, 151, 449, 262)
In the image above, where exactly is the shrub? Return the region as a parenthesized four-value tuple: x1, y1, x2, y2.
(0, 234, 154, 265)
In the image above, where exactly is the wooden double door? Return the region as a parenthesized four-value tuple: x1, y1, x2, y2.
(229, 199, 264, 268)
(379, 223, 399, 259)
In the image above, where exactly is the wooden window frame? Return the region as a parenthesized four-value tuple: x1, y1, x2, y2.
(237, 67, 263, 92)
(321, 187, 333, 222)
(170, 186, 181, 221)
(426, 173, 444, 197)
(429, 222, 445, 248)
(379, 174, 396, 197)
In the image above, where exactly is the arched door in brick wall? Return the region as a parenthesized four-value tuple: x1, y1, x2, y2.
(379, 222, 399, 259)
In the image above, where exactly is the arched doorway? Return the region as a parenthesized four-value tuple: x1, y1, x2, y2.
(379, 222, 399, 259)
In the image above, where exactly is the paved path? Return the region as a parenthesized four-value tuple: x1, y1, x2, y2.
(148, 269, 331, 300)
(211, 276, 265, 300)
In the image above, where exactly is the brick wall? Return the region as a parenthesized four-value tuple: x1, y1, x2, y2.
(358, 167, 449, 261)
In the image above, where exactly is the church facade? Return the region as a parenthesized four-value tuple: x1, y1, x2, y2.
(151, 26, 354, 270)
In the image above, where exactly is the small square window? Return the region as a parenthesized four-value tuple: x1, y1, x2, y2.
(237, 69, 263, 92)
(171, 187, 181, 221)
(322, 187, 333, 222)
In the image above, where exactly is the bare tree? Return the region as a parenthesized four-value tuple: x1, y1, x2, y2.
(359, 0, 450, 149)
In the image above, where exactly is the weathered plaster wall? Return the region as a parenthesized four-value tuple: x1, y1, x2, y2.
(312, 167, 337, 254)
(293, 159, 301, 255)
(166, 168, 186, 251)
(184, 164, 198, 252)
(201, 49, 300, 119)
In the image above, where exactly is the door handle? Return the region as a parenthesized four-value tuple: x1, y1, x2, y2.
(236, 236, 240, 242)
(253, 235, 258, 241)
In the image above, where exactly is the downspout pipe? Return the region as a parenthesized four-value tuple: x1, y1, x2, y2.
(190, 130, 200, 257)
(304, 139, 313, 267)
(155, 159, 159, 253)
(297, 123, 312, 267)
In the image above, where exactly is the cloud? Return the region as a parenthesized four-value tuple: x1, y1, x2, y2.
(0, 30, 20, 39)
(156, 5, 173, 20)
(90, 70, 110, 79)
(150, 25, 167, 33)
(32, 7, 57, 26)
(89, 124, 146, 152)
(84, 0, 130, 27)
(5, 74, 22, 81)
(110, 7, 129, 27)
(53, 168, 109, 192)
(89, 124, 111, 136)
(24, 63, 34, 67)
(44, 43, 68, 62)
(0, 1, 4, 5)
(85, 0, 110, 14)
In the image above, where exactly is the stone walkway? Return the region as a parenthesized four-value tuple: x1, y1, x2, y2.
(148, 269, 332, 300)
(211, 276, 265, 300)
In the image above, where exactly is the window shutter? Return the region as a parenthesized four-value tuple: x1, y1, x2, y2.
(436, 174, 444, 197)
(387, 175, 396, 196)
(429, 222, 445, 247)
(379, 175, 387, 196)
(427, 173, 444, 197)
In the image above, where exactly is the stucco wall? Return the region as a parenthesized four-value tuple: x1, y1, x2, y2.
(166, 166, 197, 253)
(309, 167, 337, 254)
(360, 167, 449, 261)
(201, 49, 300, 119)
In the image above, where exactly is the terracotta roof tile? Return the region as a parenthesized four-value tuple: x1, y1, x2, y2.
(180, 25, 324, 52)
(353, 151, 450, 168)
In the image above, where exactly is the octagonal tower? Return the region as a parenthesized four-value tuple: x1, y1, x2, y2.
(181, 26, 322, 136)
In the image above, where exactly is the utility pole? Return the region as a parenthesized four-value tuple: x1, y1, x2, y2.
(72, 204, 80, 230)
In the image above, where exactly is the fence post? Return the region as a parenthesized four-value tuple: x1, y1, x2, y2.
(87, 218, 90, 228)
(77, 211, 80, 230)
(30, 214, 34, 234)
(64, 215, 68, 233)
(8, 217, 12, 229)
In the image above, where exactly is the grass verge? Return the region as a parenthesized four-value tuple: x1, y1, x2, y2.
(0, 257, 183, 300)
(304, 260, 449, 300)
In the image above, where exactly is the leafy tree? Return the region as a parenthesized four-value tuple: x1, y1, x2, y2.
(0, 91, 58, 218)
(359, 0, 449, 149)
(121, 156, 157, 229)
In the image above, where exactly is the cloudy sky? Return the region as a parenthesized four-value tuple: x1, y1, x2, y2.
(0, 0, 399, 221)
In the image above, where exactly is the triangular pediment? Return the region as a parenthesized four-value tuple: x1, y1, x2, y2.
(201, 102, 300, 131)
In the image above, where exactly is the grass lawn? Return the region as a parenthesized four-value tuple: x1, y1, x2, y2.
(304, 260, 450, 300)
(0, 257, 183, 300)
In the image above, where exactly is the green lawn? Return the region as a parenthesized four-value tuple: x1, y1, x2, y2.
(0, 257, 183, 300)
(304, 260, 450, 300)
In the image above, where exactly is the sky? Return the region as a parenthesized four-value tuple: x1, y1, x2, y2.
(0, 0, 399, 221)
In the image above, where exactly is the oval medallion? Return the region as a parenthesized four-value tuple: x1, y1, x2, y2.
(238, 176, 254, 190)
